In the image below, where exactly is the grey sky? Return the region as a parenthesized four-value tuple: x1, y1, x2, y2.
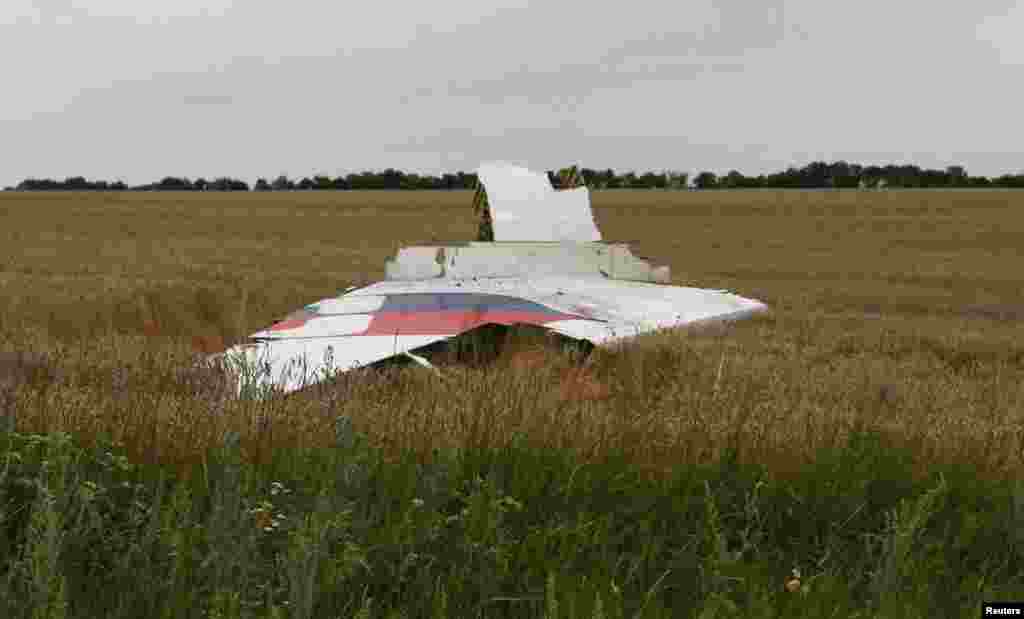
(1, 1, 1022, 186)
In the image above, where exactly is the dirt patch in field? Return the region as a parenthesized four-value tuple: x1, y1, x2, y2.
(958, 304, 1024, 322)
(0, 351, 62, 392)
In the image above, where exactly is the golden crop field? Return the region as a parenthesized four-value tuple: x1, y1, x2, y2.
(3, 188, 1024, 616)
(0, 189, 1022, 477)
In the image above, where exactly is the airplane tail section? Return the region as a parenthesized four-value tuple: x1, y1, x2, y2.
(476, 162, 602, 242)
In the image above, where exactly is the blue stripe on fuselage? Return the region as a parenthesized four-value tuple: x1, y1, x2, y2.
(380, 293, 564, 315)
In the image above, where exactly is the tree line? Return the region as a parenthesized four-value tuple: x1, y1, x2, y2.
(690, 162, 1024, 189)
(5, 161, 1024, 192)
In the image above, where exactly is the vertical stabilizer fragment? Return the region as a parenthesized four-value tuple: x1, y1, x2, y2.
(476, 162, 602, 242)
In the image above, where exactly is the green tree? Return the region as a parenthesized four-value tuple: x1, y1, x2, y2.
(720, 170, 744, 189)
(666, 171, 688, 190)
(946, 166, 967, 186)
(694, 171, 717, 189)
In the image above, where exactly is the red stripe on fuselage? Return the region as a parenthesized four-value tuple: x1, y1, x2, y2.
(362, 310, 575, 335)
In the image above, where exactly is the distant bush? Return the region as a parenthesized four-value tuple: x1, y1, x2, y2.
(11, 162, 1023, 192)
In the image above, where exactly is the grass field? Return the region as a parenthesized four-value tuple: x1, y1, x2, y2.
(1, 189, 1023, 617)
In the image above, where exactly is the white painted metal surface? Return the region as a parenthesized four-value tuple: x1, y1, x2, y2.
(216, 276, 767, 395)
(212, 162, 769, 396)
(477, 162, 601, 242)
(385, 242, 672, 283)
(219, 333, 454, 395)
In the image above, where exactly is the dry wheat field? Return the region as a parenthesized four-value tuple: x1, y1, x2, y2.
(2, 188, 1024, 616)
(0, 189, 1022, 475)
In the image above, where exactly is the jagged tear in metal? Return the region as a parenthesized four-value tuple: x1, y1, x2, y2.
(476, 162, 601, 242)
(211, 162, 769, 396)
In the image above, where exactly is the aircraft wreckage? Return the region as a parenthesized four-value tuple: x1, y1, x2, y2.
(212, 162, 768, 396)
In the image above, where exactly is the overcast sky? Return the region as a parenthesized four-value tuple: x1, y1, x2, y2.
(2, 1, 1022, 185)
